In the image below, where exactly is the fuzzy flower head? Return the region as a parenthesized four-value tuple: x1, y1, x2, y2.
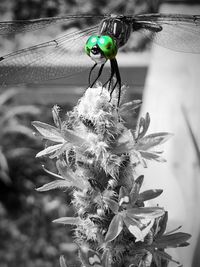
(76, 85, 118, 121)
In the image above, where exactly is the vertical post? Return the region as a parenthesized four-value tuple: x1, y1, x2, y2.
(139, 3, 200, 266)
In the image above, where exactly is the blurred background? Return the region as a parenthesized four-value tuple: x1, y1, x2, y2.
(0, 0, 200, 267)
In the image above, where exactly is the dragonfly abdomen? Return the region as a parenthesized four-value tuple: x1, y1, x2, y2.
(99, 16, 132, 48)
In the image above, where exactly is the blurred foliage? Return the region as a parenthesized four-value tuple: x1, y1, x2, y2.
(0, 89, 77, 266)
(0, 88, 41, 184)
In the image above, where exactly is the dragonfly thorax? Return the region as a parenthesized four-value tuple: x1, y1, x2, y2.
(99, 15, 132, 48)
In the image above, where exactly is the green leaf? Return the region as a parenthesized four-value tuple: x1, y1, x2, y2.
(136, 113, 150, 140)
(153, 250, 179, 264)
(135, 132, 173, 151)
(36, 180, 71, 191)
(36, 144, 63, 157)
(53, 217, 81, 225)
(123, 215, 144, 242)
(32, 121, 64, 142)
(62, 128, 86, 147)
(105, 214, 123, 242)
(120, 100, 142, 114)
(154, 232, 191, 248)
(156, 212, 168, 237)
(52, 105, 62, 129)
(127, 207, 164, 220)
(129, 175, 144, 206)
(139, 151, 166, 162)
(41, 165, 64, 179)
(59, 255, 68, 267)
(135, 175, 144, 187)
(138, 189, 163, 202)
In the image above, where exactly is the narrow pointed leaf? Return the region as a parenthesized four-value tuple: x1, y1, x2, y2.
(139, 151, 166, 162)
(105, 214, 123, 242)
(136, 113, 150, 140)
(62, 128, 86, 147)
(32, 121, 64, 142)
(156, 212, 168, 237)
(154, 233, 191, 248)
(123, 216, 144, 242)
(53, 217, 81, 225)
(135, 132, 173, 151)
(36, 144, 63, 157)
(130, 175, 144, 205)
(52, 142, 71, 158)
(127, 207, 164, 220)
(154, 250, 179, 264)
(165, 225, 182, 235)
(138, 189, 163, 202)
(52, 105, 62, 129)
(42, 165, 64, 179)
(36, 180, 71, 191)
(59, 255, 68, 267)
(130, 181, 140, 206)
(134, 175, 144, 189)
(120, 100, 142, 114)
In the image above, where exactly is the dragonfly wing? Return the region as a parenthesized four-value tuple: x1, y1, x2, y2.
(0, 25, 99, 85)
(0, 15, 105, 35)
(133, 14, 200, 53)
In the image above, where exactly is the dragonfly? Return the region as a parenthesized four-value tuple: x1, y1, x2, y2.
(0, 13, 200, 104)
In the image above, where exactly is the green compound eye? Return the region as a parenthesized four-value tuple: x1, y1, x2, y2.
(85, 35, 117, 60)
(97, 35, 117, 59)
(85, 35, 99, 56)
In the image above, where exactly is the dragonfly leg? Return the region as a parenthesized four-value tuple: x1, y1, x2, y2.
(109, 58, 121, 106)
(88, 63, 97, 86)
(90, 63, 105, 88)
(103, 60, 115, 91)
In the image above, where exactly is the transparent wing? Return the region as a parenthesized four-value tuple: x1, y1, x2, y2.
(0, 14, 105, 35)
(132, 14, 200, 53)
(0, 25, 99, 85)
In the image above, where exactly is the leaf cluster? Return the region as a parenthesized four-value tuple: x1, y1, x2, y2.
(33, 86, 190, 267)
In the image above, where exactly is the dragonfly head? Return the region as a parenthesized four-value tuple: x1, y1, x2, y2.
(85, 35, 118, 64)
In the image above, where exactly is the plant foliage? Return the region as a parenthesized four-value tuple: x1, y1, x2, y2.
(33, 85, 191, 267)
